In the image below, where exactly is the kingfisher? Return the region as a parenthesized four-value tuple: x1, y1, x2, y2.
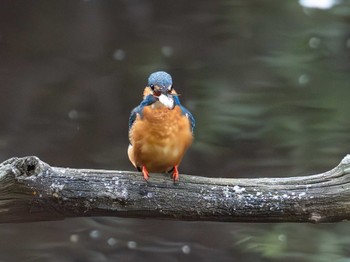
(128, 71, 195, 181)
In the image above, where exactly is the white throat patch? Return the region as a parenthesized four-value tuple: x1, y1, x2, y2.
(158, 94, 175, 109)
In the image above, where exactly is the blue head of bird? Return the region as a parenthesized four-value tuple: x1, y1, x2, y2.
(147, 71, 176, 109)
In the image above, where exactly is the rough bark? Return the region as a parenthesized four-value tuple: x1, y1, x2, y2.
(0, 155, 350, 223)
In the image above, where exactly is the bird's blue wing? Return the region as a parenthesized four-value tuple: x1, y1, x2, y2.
(129, 95, 157, 131)
(173, 95, 195, 133)
(181, 105, 195, 133)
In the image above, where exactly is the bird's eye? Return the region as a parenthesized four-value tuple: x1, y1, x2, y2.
(168, 85, 173, 93)
(150, 85, 155, 91)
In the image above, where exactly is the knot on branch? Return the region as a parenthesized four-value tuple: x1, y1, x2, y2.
(0, 156, 50, 183)
(15, 156, 41, 177)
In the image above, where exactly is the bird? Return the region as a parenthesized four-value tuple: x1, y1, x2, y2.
(128, 71, 195, 181)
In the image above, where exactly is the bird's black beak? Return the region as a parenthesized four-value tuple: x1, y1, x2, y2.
(151, 85, 169, 97)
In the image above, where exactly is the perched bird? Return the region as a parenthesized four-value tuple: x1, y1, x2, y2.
(128, 71, 195, 181)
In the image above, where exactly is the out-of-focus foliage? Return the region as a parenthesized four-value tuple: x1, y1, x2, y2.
(233, 223, 350, 262)
(192, 1, 350, 177)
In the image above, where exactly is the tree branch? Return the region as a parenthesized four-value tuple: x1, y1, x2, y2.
(0, 155, 350, 223)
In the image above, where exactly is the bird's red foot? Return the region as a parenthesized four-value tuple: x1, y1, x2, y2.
(172, 166, 179, 181)
(142, 166, 150, 180)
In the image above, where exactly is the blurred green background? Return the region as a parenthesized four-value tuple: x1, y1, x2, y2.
(0, 0, 350, 261)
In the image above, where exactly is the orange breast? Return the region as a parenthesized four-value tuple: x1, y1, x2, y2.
(129, 105, 193, 172)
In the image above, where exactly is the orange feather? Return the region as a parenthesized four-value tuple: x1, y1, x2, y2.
(128, 105, 193, 173)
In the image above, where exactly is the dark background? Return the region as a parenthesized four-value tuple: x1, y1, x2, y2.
(1, 0, 350, 261)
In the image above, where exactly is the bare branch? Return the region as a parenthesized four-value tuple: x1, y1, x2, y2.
(0, 155, 350, 223)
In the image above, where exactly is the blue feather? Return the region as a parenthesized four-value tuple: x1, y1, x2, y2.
(173, 95, 195, 133)
(148, 71, 172, 88)
(129, 95, 157, 130)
